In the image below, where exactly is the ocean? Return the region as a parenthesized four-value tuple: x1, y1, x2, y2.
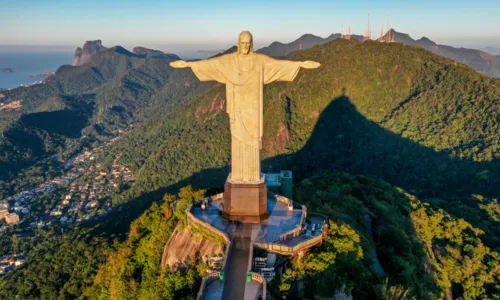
(0, 51, 74, 89)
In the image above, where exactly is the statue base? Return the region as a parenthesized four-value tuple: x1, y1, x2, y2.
(223, 174, 268, 223)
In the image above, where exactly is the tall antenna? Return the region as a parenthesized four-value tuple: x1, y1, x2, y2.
(346, 24, 351, 40)
(379, 25, 384, 42)
(387, 13, 391, 32)
(364, 12, 371, 41)
(387, 13, 394, 42)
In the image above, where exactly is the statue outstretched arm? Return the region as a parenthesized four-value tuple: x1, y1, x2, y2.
(170, 58, 227, 84)
(169, 60, 190, 68)
(299, 61, 321, 69)
(263, 56, 320, 84)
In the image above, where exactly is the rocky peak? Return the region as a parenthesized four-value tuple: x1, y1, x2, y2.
(72, 40, 107, 66)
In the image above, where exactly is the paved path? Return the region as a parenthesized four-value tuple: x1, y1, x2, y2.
(222, 232, 251, 299)
(203, 280, 223, 300)
(244, 281, 262, 300)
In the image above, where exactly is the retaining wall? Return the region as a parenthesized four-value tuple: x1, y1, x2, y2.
(187, 201, 232, 300)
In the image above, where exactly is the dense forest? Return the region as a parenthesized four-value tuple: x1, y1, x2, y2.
(281, 173, 499, 299)
(0, 38, 499, 298)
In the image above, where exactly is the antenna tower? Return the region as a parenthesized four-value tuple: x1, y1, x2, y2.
(387, 13, 394, 42)
(364, 13, 371, 41)
(346, 24, 351, 40)
(379, 25, 384, 42)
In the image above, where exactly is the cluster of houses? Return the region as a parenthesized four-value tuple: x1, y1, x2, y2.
(1, 136, 134, 229)
(0, 100, 22, 112)
(0, 201, 19, 225)
(0, 254, 25, 275)
(0, 127, 135, 275)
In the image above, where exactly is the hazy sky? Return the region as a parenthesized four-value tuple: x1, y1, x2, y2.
(1, 0, 499, 53)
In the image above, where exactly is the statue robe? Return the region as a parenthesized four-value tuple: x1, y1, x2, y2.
(189, 52, 301, 181)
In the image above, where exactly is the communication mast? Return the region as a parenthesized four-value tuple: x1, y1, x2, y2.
(346, 24, 351, 40)
(379, 14, 395, 43)
(386, 13, 394, 43)
(363, 13, 371, 42)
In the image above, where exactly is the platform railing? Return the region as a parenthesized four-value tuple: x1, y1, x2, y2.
(249, 271, 267, 298)
(267, 191, 308, 241)
(254, 233, 324, 255)
(196, 271, 221, 300)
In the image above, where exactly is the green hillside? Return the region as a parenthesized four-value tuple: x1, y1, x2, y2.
(0, 46, 210, 183)
(110, 39, 499, 201)
(1, 38, 499, 299)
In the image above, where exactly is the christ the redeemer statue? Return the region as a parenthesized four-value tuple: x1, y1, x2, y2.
(171, 31, 319, 221)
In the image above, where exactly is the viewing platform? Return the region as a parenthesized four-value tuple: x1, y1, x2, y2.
(187, 191, 328, 300)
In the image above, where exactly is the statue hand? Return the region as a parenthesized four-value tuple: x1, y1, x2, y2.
(170, 60, 189, 68)
(301, 61, 321, 69)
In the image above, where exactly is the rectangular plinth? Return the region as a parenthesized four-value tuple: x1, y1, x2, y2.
(223, 176, 268, 223)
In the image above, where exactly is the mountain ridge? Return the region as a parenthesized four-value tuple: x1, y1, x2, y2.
(1, 36, 499, 300)
(256, 32, 362, 57)
(380, 29, 500, 77)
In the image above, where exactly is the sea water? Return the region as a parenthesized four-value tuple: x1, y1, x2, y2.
(0, 51, 73, 89)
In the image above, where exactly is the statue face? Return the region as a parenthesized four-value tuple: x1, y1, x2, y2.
(238, 34, 252, 55)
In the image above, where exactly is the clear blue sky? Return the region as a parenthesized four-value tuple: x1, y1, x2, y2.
(1, 0, 499, 52)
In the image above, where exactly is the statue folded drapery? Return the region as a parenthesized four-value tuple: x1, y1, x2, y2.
(188, 53, 301, 181)
(170, 31, 320, 182)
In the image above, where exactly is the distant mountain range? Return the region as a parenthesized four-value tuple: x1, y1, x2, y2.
(256, 33, 362, 57)
(199, 30, 500, 78)
(379, 29, 500, 77)
(1, 34, 500, 300)
(132, 47, 179, 60)
(194, 49, 226, 59)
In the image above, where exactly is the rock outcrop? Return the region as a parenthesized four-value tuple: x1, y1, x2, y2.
(72, 40, 106, 66)
(161, 224, 224, 271)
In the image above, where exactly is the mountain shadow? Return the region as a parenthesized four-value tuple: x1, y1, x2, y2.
(20, 108, 92, 138)
(262, 95, 499, 198)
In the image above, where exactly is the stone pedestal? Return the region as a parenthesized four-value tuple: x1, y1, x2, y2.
(223, 174, 268, 223)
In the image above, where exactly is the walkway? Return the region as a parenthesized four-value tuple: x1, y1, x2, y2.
(222, 227, 251, 300)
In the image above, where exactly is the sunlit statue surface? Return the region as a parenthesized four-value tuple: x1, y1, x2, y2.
(171, 31, 319, 221)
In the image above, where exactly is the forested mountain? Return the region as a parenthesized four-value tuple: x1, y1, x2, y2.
(0, 45, 211, 182)
(79, 38, 499, 298)
(111, 38, 499, 202)
(381, 29, 500, 78)
(1, 38, 499, 299)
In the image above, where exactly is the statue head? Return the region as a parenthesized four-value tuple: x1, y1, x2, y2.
(238, 31, 254, 55)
